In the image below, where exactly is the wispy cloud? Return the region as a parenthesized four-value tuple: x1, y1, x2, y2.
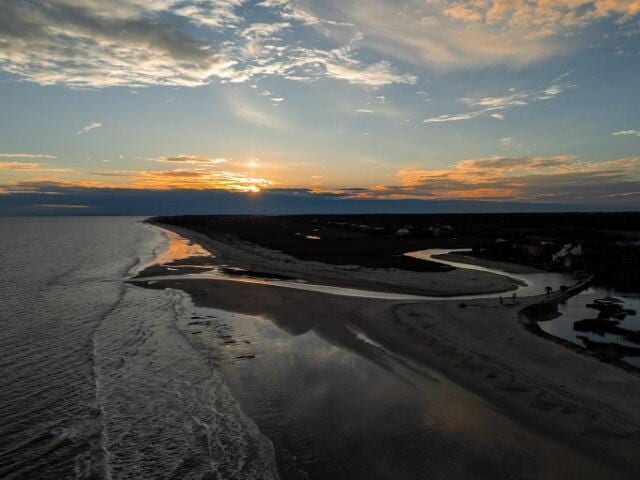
(76, 122, 102, 135)
(226, 93, 288, 129)
(499, 137, 519, 147)
(35, 204, 91, 209)
(0, 153, 56, 159)
(149, 155, 229, 165)
(423, 111, 483, 123)
(424, 77, 574, 124)
(322, 0, 640, 69)
(613, 129, 640, 137)
(0, 161, 71, 172)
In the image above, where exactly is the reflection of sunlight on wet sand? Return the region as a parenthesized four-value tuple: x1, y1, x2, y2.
(154, 228, 212, 265)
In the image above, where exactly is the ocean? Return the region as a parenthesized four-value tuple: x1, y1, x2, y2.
(0, 217, 277, 480)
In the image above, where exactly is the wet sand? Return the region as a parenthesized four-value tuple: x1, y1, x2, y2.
(135, 222, 640, 479)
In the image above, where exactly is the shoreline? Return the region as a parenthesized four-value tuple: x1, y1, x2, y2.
(138, 220, 640, 478)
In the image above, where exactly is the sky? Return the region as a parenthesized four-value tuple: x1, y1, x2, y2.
(0, 0, 639, 214)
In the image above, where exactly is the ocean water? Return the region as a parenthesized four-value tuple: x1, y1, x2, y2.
(0, 217, 277, 480)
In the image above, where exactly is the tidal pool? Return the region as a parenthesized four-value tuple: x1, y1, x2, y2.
(538, 288, 640, 367)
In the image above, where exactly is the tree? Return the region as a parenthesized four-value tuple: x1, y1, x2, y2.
(545, 286, 553, 296)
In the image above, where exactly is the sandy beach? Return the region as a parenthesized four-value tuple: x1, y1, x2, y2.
(135, 221, 640, 479)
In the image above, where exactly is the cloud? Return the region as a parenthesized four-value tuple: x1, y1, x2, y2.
(262, 0, 354, 26)
(0, 1, 239, 88)
(130, 168, 273, 192)
(35, 204, 91, 209)
(0, 161, 42, 170)
(455, 156, 574, 171)
(424, 77, 574, 123)
(0, 153, 57, 159)
(173, 0, 247, 29)
(462, 91, 529, 110)
(355, 109, 375, 113)
(302, 0, 640, 70)
(317, 0, 560, 68)
(226, 93, 289, 129)
(322, 59, 416, 86)
(1, 1, 638, 91)
(613, 129, 640, 136)
(149, 155, 229, 165)
(90, 171, 134, 177)
(1, 167, 272, 194)
(76, 122, 102, 135)
(444, 3, 484, 23)
(343, 155, 640, 202)
(0, 161, 71, 172)
(0, 0, 415, 89)
(107, 153, 273, 191)
(424, 111, 483, 123)
(499, 137, 518, 147)
(223, 31, 416, 87)
(447, 1, 640, 31)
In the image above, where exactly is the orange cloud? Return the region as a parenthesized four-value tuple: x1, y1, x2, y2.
(0, 161, 71, 172)
(129, 169, 273, 192)
(444, 3, 484, 23)
(449, 1, 640, 33)
(1, 168, 274, 194)
(344, 155, 640, 201)
(326, 0, 640, 70)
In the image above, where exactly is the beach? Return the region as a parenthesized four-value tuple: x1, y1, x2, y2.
(133, 220, 640, 479)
